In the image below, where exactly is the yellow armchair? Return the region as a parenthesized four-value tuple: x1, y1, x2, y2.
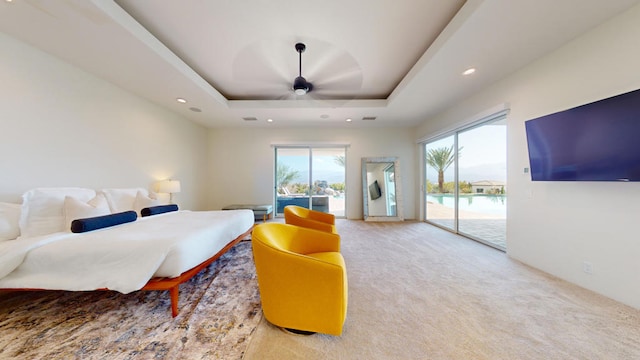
(251, 223, 348, 336)
(284, 205, 338, 234)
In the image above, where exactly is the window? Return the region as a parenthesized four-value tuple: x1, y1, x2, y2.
(275, 146, 346, 217)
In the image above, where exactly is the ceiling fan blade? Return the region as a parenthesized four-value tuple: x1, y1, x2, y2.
(232, 42, 291, 84)
(303, 44, 340, 75)
(299, 42, 363, 101)
(231, 40, 297, 99)
(306, 46, 361, 79)
(313, 67, 363, 92)
(276, 92, 297, 101)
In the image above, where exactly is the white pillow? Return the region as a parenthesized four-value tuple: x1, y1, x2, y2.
(100, 188, 153, 213)
(133, 191, 161, 215)
(0, 202, 21, 241)
(19, 188, 97, 237)
(63, 194, 111, 231)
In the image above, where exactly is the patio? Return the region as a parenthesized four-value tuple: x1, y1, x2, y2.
(426, 202, 506, 250)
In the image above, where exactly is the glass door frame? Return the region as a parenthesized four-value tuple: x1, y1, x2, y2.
(420, 107, 508, 251)
(274, 144, 348, 218)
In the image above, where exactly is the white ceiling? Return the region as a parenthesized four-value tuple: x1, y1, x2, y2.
(1, 0, 639, 128)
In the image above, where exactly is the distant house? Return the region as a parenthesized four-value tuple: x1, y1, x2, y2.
(471, 180, 506, 194)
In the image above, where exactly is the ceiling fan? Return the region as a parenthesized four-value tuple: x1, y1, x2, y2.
(231, 39, 363, 101)
(293, 43, 313, 95)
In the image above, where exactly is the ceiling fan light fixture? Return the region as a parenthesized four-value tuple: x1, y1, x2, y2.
(293, 76, 310, 95)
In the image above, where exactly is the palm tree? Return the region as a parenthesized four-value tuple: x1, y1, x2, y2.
(276, 163, 300, 193)
(426, 145, 461, 193)
(334, 155, 345, 167)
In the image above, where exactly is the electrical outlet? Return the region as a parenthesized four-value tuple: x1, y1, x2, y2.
(582, 261, 593, 274)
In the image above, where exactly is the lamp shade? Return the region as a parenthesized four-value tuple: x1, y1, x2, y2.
(157, 180, 181, 194)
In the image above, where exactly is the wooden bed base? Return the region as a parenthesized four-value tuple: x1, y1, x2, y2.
(142, 226, 253, 317)
(1, 226, 254, 318)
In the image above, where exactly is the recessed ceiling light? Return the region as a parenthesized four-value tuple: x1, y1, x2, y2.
(462, 68, 476, 76)
(176, 98, 187, 103)
(267, 118, 273, 123)
(189, 107, 201, 112)
(346, 118, 352, 122)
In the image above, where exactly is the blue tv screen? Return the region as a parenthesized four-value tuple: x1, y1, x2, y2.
(525, 88, 640, 182)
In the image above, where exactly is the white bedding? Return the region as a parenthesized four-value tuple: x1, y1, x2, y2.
(0, 209, 254, 294)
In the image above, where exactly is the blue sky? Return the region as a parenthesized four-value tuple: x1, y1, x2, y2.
(279, 154, 345, 184)
(426, 124, 506, 183)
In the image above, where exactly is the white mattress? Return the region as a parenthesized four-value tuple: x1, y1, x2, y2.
(0, 209, 254, 293)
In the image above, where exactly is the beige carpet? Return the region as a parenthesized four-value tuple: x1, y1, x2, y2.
(0, 240, 261, 360)
(244, 220, 640, 359)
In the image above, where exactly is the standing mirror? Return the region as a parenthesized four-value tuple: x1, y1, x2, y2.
(362, 157, 404, 221)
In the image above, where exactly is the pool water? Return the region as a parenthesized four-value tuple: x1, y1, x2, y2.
(427, 194, 506, 216)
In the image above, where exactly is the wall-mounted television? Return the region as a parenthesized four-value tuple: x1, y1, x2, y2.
(369, 180, 382, 200)
(525, 88, 640, 182)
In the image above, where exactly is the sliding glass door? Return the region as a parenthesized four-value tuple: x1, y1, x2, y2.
(457, 122, 507, 248)
(425, 135, 456, 231)
(275, 146, 346, 217)
(424, 116, 507, 250)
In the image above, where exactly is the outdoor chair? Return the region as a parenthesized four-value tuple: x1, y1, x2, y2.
(284, 205, 337, 234)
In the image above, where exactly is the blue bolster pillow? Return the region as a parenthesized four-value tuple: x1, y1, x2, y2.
(71, 211, 137, 233)
(141, 204, 179, 217)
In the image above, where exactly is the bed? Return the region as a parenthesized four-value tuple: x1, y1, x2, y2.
(0, 187, 255, 317)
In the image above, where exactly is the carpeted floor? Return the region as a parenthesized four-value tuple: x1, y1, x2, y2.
(244, 220, 640, 360)
(3, 221, 640, 359)
(0, 240, 261, 360)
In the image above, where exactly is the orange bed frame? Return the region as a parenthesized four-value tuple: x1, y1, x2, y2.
(2, 226, 253, 318)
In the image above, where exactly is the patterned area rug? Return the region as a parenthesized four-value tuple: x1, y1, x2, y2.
(0, 240, 261, 360)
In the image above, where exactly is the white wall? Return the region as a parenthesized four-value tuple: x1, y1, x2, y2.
(0, 32, 209, 210)
(414, 4, 640, 309)
(207, 127, 416, 219)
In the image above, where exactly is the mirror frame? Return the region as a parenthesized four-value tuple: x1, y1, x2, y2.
(362, 157, 404, 222)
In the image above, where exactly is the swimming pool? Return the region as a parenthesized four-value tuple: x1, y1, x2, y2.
(426, 194, 506, 216)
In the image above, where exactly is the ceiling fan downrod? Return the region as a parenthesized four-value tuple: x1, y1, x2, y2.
(293, 42, 312, 95)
